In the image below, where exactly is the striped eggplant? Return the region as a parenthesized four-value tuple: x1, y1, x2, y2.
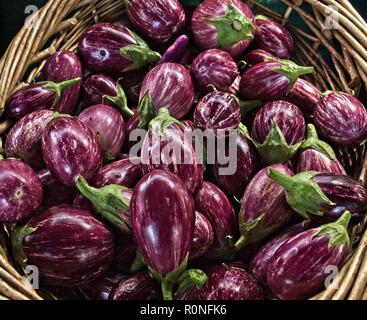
(157, 35, 190, 65)
(192, 0, 255, 57)
(314, 91, 367, 146)
(267, 212, 351, 300)
(243, 49, 275, 68)
(12, 205, 114, 287)
(190, 211, 215, 260)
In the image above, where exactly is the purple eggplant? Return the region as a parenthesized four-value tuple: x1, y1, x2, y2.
(42, 116, 103, 187)
(201, 264, 263, 300)
(253, 15, 294, 59)
(41, 50, 83, 114)
(0, 159, 43, 223)
(190, 211, 215, 260)
(235, 164, 294, 250)
(118, 67, 149, 104)
(109, 272, 161, 300)
(139, 63, 195, 120)
(286, 78, 321, 116)
(175, 286, 201, 300)
(5, 78, 81, 119)
(192, 0, 255, 57)
(250, 221, 310, 287)
(239, 60, 314, 101)
(131, 170, 195, 299)
(141, 108, 204, 193)
(191, 49, 239, 92)
(12, 204, 114, 287)
(78, 23, 160, 74)
(314, 91, 367, 146)
(127, 0, 186, 44)
(267, 168, 367, 224)
(244, 49, 275, 68)
(78, 104, 126, 159)
(267, 212, 351, 300)
(5, 110, 55, 170)
(194, 181, 237, 260)
(297, 124, 346, 174)
(194, 91, 241, 131)
(157, 35, 190, 65)
(227, 75, 241, 96)
(37, 168, 57, 186)
(252, 100, 305, 164)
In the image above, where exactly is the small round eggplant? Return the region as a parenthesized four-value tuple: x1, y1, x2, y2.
(239, 60, 314, 101)
(253, 15, 293, 59)
(201, 264, 263, 300)
(267, 212, 351, 300)
(194, 91, 241, 131)
(0, 159, 43, 223)
(192, 0, 255, 57)
(139, 63, 195, 120)
(243, 49, 275, 68)
(190, 211, 215, 260)
(78, 104, 125, 159)
(235, 164, 294, 250)
(109, 272, 161, 300)
(42, 116, 103, 187)
(78, 23, 160, 74)
(5, 110, 55, 170)
(157, 35, 190, 65)
(297, 124, 346, 174)
(5, 78, 81, 119)
(41, 50, 83, 114)
(191, 49, 239, 92)
(12, 205, 114, 287)
(252, 100, 305, 164)
(194, 181, 237, 261)
(127, 0, 186, 44)
(314, 91, 367, 146)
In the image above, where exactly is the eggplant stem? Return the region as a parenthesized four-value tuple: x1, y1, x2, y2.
(161, 280, 174, 301)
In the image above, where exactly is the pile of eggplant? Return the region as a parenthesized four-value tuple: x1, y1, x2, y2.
(1, 0, 367, 301)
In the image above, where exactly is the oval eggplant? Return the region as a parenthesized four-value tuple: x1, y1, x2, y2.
(12, 204, 114, 287)
(314, 91, 367, 146)
(253, 15, 293, 59)
(127, 0, 186, 44)
(139, 63, 195, 120)
(157, 35, 190, 65)
(41, 50, 83, 114)
(5, 110, 55, 170)
(191, 49, 239, 92)
(82, 74, 117, 105)
(78, 104, 125, 159)
(192, 0, 255, 57)
(194, 181, 237, 260)
(243, 49, 275, 68)
(37, 168, 57, 186)
(267, 212, 351, 300)
(239, 60, 313, 101)
(78, 23, 160, 74)
(0, 159, 43, 223)
(190, 211, 215, 260)
(42, 116, 103, 187)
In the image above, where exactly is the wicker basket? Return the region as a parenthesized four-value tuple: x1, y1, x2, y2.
(1, 0, 367, 300)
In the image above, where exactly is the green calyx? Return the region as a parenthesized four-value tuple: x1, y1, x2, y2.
(254, 120, 303, 165)
(267, 168, 335, 219)
(238, 99, 262, 117)
(299, 124, 337, 160)
(175, 269, 208, 296)
(120, 28, 161, 71)
(75, 176, 131, 233)
(209, 2, 255, 49)
(103, 83, 134, 118)
(320, 90, 333, 99)
(149, 108, 184, 132)
(0, 154, 4, 160)
(314, 211, 351, 248)
(237, 122, 251, 140)
(130, 250, 146, 274)
(272, 60, 314, 88)
(43, 77, 81, 107)
(137, 92, 157, 130)
(11, 225, 37, 269)
(254, 15, 269, 21)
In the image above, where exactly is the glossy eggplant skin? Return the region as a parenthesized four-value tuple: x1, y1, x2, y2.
(243, 49, 274, 68)
(5, 110, 55, 170)
(157, 35, 190, 65)
(127, 0, 186, 44)
(0, 159, 43, 223)
(41, 50, 83, 114)
(82, 74, 117, 105)
(42, 116, 103, 187)
(201, 264, 263, 300)
(78, 104, 125, 159)
(131, 170, 195, 275)
(174, 287, 201, 300)
(191, 49, 239, 92)
(190, 211, 215, 260)
(22, 205, 114, 287)
(313, 92, 367, 146)
(109, 272, 161, 300)
(254, 16, 293, 59)
(139, 63, 195, 119)
(192, 0, 254, 57)
(194, 182, 237, 260)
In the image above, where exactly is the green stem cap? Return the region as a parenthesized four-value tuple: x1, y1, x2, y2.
(43, 77, 81, 107)
(130, 250, 146, 274)
(149, 108, 183, 132)
(11, 225, 37, 269)
(103, 83, 134, 118)
(272, 60, 314, 88)
(137, 92, 157, 130)
(238, 99, 262, 116)
(175, 269, 208, 295)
